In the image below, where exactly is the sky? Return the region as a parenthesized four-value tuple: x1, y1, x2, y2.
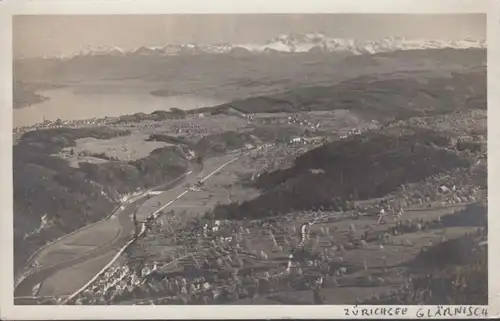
(13, 14, 486, 58)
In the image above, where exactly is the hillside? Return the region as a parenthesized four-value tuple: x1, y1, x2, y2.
(211, 125, 484, 220)
(208, 65, 486, 220)
(217, 69, 486, 122)
(12, 46, 487, 305)
(13, 49, 485, 110)
(13, 127, 189, 272)
(13, 83, 49, 109)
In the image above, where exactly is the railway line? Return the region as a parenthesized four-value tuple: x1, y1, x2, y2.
(58, 149, 261, 304)
(14, 168, 198, 301)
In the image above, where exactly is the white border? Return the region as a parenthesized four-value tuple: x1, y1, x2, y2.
(487, 1, 499, 318)
(2, 0, 489, 14)
(0, 0, 497, 319)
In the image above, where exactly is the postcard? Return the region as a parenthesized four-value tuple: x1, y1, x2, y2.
(0, 0, 497, 319)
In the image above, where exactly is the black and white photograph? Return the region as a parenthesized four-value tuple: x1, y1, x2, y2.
(1, 0, 497, 319)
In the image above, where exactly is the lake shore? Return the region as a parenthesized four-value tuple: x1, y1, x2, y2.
(13, 84, 224, 128)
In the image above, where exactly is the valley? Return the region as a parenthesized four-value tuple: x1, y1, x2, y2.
(13, 46, 487, 306)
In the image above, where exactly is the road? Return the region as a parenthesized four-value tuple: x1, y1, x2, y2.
(13, 142, 473, 304)
(13, 150, 247, 302)
(13, 166, 200, 300)
(59, 152, 244, 304)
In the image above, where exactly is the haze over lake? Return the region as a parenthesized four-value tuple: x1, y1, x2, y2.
(13, 84, 225, 128)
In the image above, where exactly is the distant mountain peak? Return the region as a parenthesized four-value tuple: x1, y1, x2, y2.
(31, 33, 486, 60)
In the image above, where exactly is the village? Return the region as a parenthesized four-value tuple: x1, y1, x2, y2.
(49, 120, 486, 306)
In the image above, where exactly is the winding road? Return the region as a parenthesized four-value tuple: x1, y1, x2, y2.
(14, 165, 201, 302)
(13, 149, 250, 304)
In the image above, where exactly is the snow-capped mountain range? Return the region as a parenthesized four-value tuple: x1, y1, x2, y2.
(34, 33, 486, 60)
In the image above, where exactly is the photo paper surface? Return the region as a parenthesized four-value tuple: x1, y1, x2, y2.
(0, 0, 497, 319)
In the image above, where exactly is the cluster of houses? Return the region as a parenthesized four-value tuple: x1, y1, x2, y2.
(173, 123, 208, 135)
(14, 117, 117, 134)
(288, 136, 326, 145)
(339, 128, 363, 139)
(69, 210, 349, 305)
(250, 113, 321, 131)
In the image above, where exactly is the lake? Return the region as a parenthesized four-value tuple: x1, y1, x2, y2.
(13, 84, 225, 128)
